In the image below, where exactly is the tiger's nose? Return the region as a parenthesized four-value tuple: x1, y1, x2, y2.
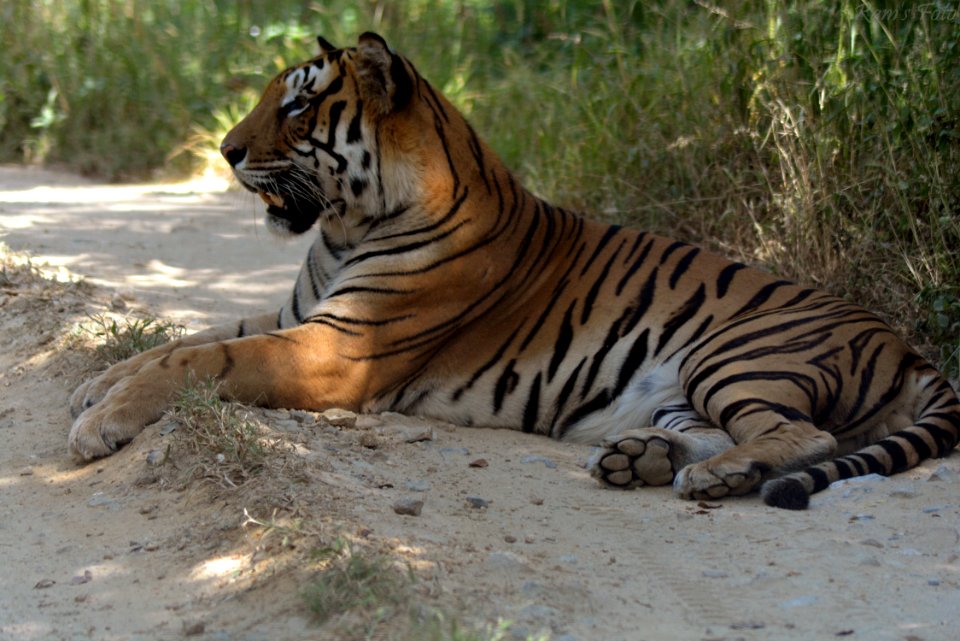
(220, 142, 247, 167)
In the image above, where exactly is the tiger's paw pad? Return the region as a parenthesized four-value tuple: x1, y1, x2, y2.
(673, 459, 765, 500)
(591, 434, 676, 489)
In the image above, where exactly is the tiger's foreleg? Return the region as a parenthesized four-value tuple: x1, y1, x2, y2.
(590, 404, 735, 488)
(68, 323, 364, 461)
(70, 312, 282, 418)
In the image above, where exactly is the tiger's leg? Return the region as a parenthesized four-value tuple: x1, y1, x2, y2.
(590, 404, 735, 488)
(70, 311, 282, 417)
(69, 322, 365, 461)
(672, 404, 837, 500)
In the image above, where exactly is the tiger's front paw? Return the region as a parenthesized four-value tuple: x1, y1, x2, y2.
(68, 388, 166, 461)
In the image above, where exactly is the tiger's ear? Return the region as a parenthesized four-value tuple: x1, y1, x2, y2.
(355, 32, 413, 116)
(317, 35, 336, 54)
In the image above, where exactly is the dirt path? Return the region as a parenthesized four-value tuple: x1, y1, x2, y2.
(1, 165, 958, 641)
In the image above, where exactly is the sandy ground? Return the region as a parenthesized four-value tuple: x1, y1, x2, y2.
(1, 165, 959, 641)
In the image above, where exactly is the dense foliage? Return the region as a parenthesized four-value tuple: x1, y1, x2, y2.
(2, 0, 957, 374)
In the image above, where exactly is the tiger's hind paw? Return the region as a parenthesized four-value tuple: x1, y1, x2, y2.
(590, 430, 677, 489)
(673, 458, 766, 500)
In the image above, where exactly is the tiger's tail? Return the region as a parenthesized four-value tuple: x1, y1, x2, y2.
(761, 375, 960, 510)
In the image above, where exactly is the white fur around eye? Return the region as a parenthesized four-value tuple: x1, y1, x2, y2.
(282, 95, 310, 118)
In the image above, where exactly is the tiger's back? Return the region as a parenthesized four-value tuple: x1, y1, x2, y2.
(68, 33, 960, 509)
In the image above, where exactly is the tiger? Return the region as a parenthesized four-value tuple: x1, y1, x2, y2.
(68, 32, 960, 509)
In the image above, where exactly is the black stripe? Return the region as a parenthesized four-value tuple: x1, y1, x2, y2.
(581, 241, 624, 325)
(307, 312, 413, 327)
(833, 458, 855, 479)
(291, 285, 304, 323)
(898, 430, 933, 461)
(807, 466, 832, 492)
(658, 240, 687, 265)
(522, 373, 542, 433)
(368, 189, 468, 242)
(548, 303, 576, 382)
(466, 122, 490, 192)
(493, 360, 519, 414)
(519, 279, 572, 353)
(346, 100, 364, 143)
(716, 263, 747, 298)
(345, 223, 462, 266)
(654, 283, 706, 356)
(561, 389, 611, 434)
(304, 318, 361, 336)
(622, 231, 648, 265)
(621, 266, 659, 336)
(613, 329, 650, 397)
(550, 358, 586, 437)
(580, 225, 621, 277)
(669, 247, 700, 289)
(877, 440, 909, 473)
(452, 327, 521, 401)
(616, 239, 653, 293)
(856, 452, 886, 474)
(731, 280, 793, 317)
(326, 286, 411, 298)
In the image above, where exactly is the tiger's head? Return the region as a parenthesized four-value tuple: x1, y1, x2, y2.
(221, 33, 423, 236)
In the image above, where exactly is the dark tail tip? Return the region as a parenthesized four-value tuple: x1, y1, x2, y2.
(761, 477, 810, 510)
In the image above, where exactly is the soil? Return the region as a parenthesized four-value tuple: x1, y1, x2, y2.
(1, 165, 959, 641)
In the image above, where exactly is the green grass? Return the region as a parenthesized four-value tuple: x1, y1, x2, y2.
(302, 540, 537, 640)
(2, 1, 958, 375)
(82, 314, 184, 365)
(167, 376, 268, 485)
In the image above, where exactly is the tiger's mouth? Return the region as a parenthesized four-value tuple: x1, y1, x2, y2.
(249, 187, 321, 236)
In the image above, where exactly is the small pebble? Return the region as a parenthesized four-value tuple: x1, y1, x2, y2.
(440, 447, 470, 456)
(504, 535, 517, 543)
(321, 408, 357, 428)
(145, 448, 168, 466)
(465, 496, 489, 509)
(69, 570, 93, 585)
(926, 464, 957, 483)
(392, 498, 424, 516)
(469, 458, 489, 468)
(402, 427, 434, 443)
(359, 433, 382, 449)
(889, 486, 920, 499)
(86, 492, 121, 510)
(928, 578, 941, 586)
(34, 579, 55, 589)
(272, 419, 301, 433)
(183, 621, 206, 636)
